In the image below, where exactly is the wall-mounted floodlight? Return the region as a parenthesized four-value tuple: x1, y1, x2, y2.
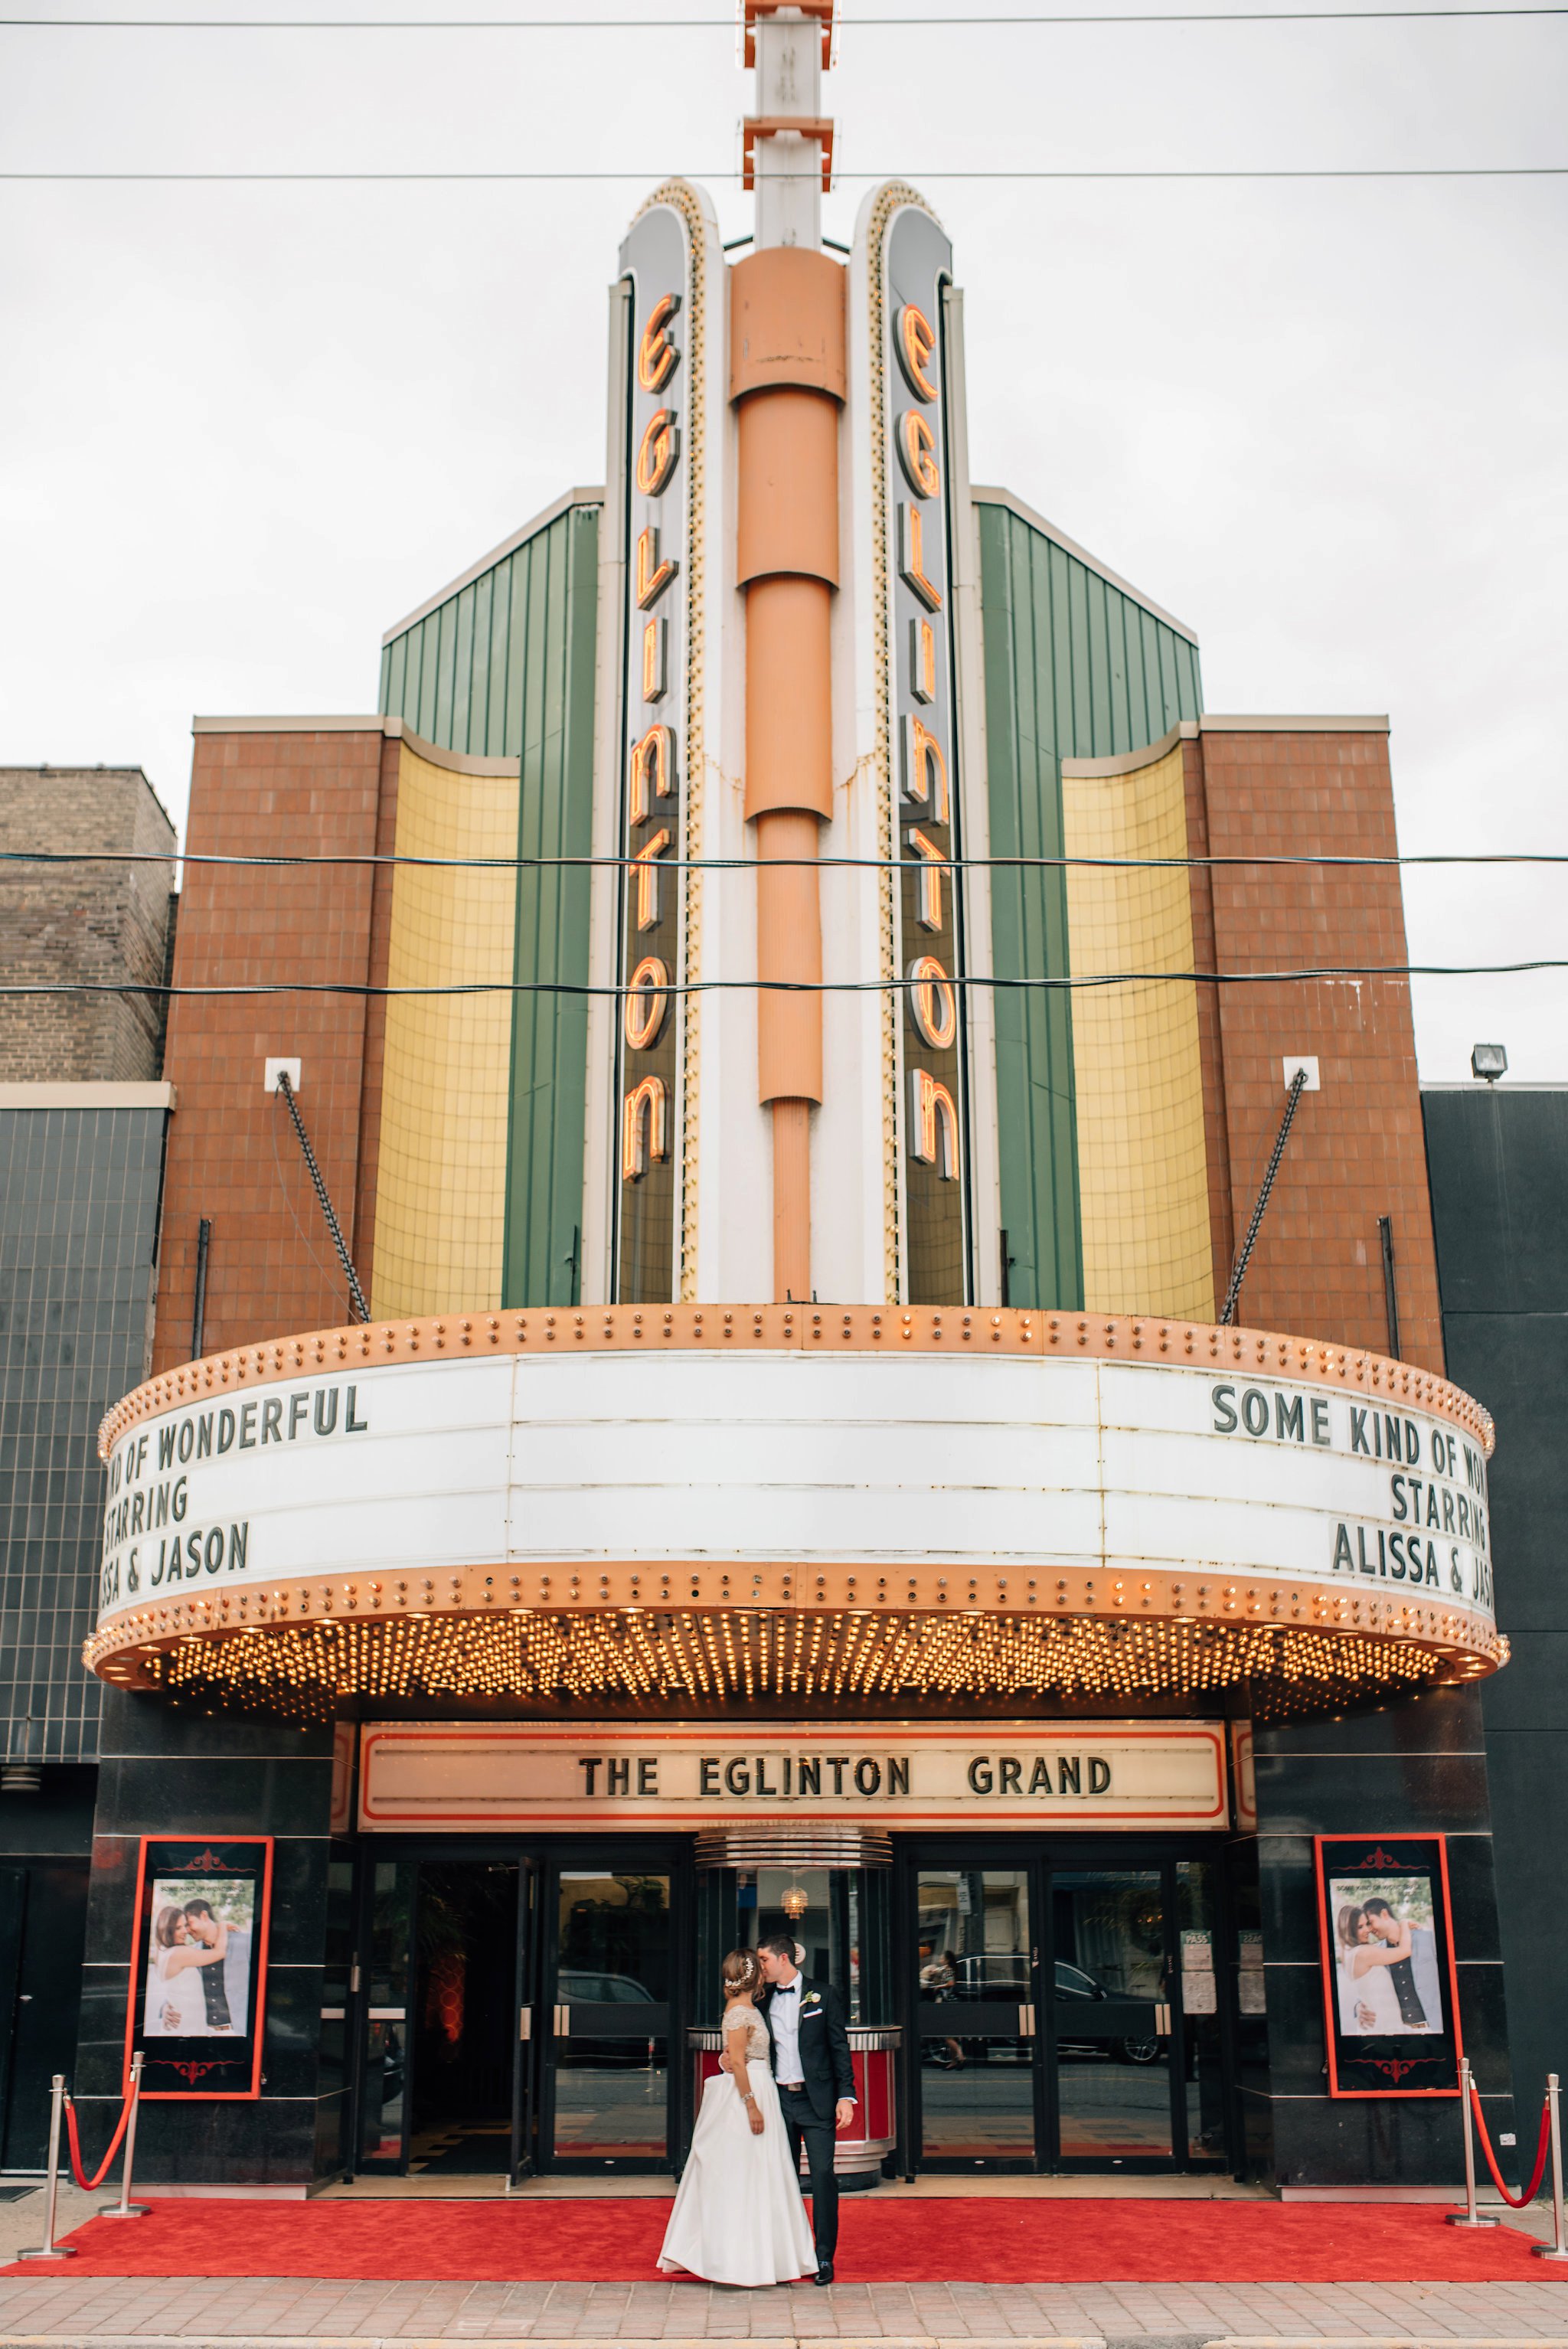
(1471, 1043, 1508, 1084)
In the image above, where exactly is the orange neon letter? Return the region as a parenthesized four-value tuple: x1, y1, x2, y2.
(622, 1074, 668, 1181)
(635, 407, 680, 498)
(905, 827, 948, 934)
(901, 715, 949, 824)
(896, 302, 939, 403)
(910, 616, 937, 706)
(642, 616, 667, 704)
(909, 1067, 959, 1178)
(629, 724, 677, 825)
(635, 525, 678, 610)
(898, 505, 942, 613)
(898, 410, 941, 500)
(632, 828, 672, 930)
(623, 953, 670, 1052)
(638, 292, 681, 394)
(906, 953, 958, 1052)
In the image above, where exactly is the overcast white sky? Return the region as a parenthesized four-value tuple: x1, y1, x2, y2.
(2, 2, 1564, 1080)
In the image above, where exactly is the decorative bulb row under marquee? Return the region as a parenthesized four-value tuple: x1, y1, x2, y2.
(106, 1606, 1468, 1728)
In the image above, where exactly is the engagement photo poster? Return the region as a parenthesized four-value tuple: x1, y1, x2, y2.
(125, 1836, 273, 2098)
(1314, 1833, 1462, 2097)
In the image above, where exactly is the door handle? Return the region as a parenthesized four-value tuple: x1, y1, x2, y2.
(518, 2007, 533, 2042)
(1154, 2002, 1171, 2035)
(368, 2007, 407, 2021)
(1017, 2003, 1036, 2037)
(553, 2003, 570, 2036)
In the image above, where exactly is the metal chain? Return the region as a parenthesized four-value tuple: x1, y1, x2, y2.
(1218, 1064, 1309, 1326)
(275, 1071, 370, 1322)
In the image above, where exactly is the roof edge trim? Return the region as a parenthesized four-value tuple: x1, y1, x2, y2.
(380, 485, 605, 648)
(0, 1081, 175, 1112)
(972, 485, 1199, 647)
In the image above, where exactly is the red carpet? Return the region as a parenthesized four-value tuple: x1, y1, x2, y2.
(2, 2196, 1560, 2283)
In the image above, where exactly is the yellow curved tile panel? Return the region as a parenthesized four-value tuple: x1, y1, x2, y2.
(372, 741, 518, 1317)
(1063, 740, 1214, 1324)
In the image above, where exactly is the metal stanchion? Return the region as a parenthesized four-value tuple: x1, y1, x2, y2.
(1446, 2056, 1501, 2226)
(15, 2076, 79, 2260)
(98, 2051, 150, 2219)
(1534, 2073, 1568, 2262)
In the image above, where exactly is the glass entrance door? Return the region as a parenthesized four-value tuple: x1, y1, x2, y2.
(547, 1864, 672, 2169)
(913, 1867, 1040, 2166)
(408, 1859, 520, 2177)
(904, 1847, 1232, 2175)
(1047, 1866, 1173, 2164)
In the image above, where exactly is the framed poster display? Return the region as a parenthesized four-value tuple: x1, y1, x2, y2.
(1314, 1833, 1462, 2098)
(122, 1835, 273, 2099)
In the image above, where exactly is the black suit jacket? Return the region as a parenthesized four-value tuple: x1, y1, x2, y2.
(760, 1975, 855, 2124)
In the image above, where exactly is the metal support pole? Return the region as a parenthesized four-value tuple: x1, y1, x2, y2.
(190, 1214, 212, 1360)
(99, 2051, 150, 2218)
(1535, 2073, 1568, 2260)
(1446, 2056, 1501, 2225)
(16, 2075, 78, 2259)
(1220, 1065, 1309, 1327)
(274, 1070, 370, 1322)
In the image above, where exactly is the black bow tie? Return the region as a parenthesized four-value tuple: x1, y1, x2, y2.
(776, 1981, 799, 1994)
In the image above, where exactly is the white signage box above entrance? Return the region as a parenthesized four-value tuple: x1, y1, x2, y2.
(358, 1720, 1229, 1831)
(95, 1338, 1498, 1638)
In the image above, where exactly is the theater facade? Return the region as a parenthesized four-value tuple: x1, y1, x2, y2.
(75, 2, 1514, 2198)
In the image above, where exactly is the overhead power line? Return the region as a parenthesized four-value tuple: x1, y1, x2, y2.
(6, 846, 1568, 873)
(3, 6, 1563, 22)
(3, 964, 1568, 1001)
(4, 164, 1563, 179)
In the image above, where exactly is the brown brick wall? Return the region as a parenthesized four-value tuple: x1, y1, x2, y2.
(1193, 727, 1444, 1372)
(0, 768, 175, 1082)
(151, 730, 387, 1372)
(349, 733, 402, 1308)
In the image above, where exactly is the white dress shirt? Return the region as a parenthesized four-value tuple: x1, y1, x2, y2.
(769, 1977, 805, 2085)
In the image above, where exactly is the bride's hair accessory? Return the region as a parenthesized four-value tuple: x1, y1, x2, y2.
(721, 1946, 763, 1996)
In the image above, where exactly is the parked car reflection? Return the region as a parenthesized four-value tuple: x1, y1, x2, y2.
(919, 1955, 1162, 2066)
(557, 1967, 665, 2068)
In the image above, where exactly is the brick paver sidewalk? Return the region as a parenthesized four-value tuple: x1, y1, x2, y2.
(4, 2269, 1568, 2344)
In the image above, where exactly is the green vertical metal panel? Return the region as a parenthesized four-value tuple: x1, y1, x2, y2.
(502, 506, 598, 1308)
(378, 499, 602, 1308)
(470, 570, 492, 756)
(978, 499, 1203, 1311)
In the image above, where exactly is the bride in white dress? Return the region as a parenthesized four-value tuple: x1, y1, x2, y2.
(1335, 1903, 1414, 2034)
(658, 1947, 818, 2288)
(144, 1905, 227, 2037)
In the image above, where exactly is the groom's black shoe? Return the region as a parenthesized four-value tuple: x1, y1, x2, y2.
(813, 2260, 835, 2286)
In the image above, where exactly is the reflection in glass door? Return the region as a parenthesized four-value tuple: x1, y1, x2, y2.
(914, 1868, 1037, 2164)
(357, 1855, 413, 2168)
(1049, 1867, 1172, 2164)
(550, 1866, 671, 2167)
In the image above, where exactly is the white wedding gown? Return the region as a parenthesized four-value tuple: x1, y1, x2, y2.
(1343, 1952, 1405, 2034)
(658, 2000, 818, 2286)
(146, 1950, 207, 2037)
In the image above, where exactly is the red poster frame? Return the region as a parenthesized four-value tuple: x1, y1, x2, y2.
(1314, 1831, 1464, 2099)
(122, 1834, 274, 2099)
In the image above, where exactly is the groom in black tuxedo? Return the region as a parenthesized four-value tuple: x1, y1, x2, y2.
(756, 1931, 855, 2285)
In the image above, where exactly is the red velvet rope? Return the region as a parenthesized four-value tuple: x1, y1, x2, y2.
(1469, 2085, 1552, 2210)
(62, 2090, 131, 2193)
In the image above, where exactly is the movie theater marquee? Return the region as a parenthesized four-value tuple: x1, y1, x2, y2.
(94, 1345, 1496, 1635)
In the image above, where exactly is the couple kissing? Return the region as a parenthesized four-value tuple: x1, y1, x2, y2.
(658, 1932, 855, 2289)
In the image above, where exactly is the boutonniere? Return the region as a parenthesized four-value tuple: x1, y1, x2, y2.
(804, 1991, 821, 2008)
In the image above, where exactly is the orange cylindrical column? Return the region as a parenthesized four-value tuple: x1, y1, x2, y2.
(730, 247, 845, 1303)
